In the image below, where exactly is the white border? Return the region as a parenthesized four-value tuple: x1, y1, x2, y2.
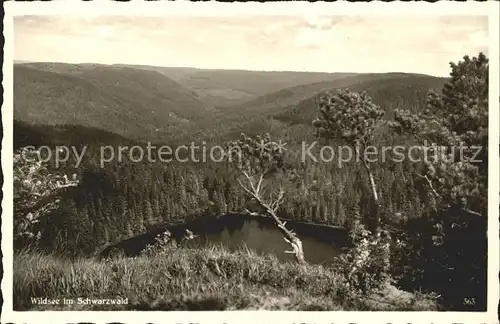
(2, 2, 499, 324)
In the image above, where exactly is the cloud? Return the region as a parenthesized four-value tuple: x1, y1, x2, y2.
(216, 24, 256, 32)
(14, 15, 489, 76)
(302, 15, 343, 30)
(293, 28, 323, 48)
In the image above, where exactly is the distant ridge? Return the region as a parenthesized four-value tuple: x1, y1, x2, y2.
(113, 63, 359, 107)
(14, 62, 445, 143)
(222, 72, 446, 116)
(14, 64, 213, 141)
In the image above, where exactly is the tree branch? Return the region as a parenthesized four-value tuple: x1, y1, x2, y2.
(461, 208, 482, 217)
(416, 173, 442, 198)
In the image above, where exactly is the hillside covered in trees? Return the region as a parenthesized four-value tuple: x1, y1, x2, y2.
(12, 53, 489, 311)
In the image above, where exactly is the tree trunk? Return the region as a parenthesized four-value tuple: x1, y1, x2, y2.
(276, 218, 306, 264)
(246, 207, 306, 264)
(361, 158, 381, 231)
(237, 172, 306, 264)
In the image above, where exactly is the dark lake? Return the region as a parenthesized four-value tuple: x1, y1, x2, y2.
(101, 214, 350, 265)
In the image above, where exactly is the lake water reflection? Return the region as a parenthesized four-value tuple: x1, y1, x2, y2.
(101, 214, 349, 264)
(185, 218, 345, 265)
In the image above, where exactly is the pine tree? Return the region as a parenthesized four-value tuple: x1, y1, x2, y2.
(313, 89, 385, 231)
(389, 53, 488, 310)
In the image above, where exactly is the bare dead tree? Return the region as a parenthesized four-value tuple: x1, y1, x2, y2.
(238, 170, 305, 264)
(225, 133, 306, 264)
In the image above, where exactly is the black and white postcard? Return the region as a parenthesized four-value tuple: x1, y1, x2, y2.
(1, 2, 499, 324)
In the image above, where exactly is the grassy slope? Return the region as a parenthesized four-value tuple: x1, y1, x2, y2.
(14, 247, 438, 311)
(14, 64, 212, 141)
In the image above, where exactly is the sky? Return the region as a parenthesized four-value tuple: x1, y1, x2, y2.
(14, 15, 489, 77)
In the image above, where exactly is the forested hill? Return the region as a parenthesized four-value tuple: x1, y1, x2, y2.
(14, 120, 137, 150)
(158, 73, 447, 144)
(225, 73, 446, 116)
(273, 74, 447, 126)
(13, 64, 449, 240)
(14, 64, 214, 141)
(14, 63, 446, 146)
(113, 64, 358, 107)
(12, 66, 447, 254)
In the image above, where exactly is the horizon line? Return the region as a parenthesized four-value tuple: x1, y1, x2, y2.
(13, 60, 446, 78)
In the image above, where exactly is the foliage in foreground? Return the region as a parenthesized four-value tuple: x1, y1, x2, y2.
(13, 147, 79, 249)
(389, 53, 488, 310)
(312, 52, 488, 310)
(14, 247, 438, 311)
(336, 213, 393, 294)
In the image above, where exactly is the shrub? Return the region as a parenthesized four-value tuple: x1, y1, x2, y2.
(13, 147, 78, 249)
(336, 215, 393, 295)
(140, 230, 178, 257)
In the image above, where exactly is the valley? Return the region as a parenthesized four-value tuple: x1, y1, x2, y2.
(12, 55, 488, 311)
